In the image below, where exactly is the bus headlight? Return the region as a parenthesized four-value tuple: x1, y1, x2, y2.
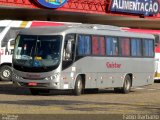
(45, 73, 59, 80)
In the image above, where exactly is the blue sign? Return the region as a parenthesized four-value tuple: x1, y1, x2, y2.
(110, 0, 159, 16)
(35, 0, 68, 9)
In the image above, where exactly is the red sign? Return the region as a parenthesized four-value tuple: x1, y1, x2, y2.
(106, 62, 121, 68)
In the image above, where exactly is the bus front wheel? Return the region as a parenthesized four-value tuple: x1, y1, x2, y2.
(0, 65, 12, 81)
(73, 76, 83, 96)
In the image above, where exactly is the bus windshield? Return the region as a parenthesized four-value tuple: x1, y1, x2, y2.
(13, 35, 62, 72)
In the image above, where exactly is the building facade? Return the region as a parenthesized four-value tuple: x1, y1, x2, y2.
(0, 0, 160, 29)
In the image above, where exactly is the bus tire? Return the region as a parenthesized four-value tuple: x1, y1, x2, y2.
(73, 76, 83, 96)
(121, 75, 131, 94)
(0, 65, 12, 81)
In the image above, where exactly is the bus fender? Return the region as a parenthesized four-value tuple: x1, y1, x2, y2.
(74, 74, 85, 89)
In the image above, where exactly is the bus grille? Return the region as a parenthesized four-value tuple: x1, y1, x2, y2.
(22, 77, 45, 80)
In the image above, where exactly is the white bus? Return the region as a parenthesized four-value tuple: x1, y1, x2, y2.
(12, 24, 155, 95)
(0, 20, 30, 81)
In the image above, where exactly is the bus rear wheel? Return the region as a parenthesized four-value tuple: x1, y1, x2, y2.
(114, 75, 131, 94)
(0, 65, 12, 81)
(121, 75, 131, 94)
(73, 76, 83, 96)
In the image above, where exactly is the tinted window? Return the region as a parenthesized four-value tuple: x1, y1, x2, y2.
(106, 37, 118, 56)
(0, 27, 4, 33)
(78, 35, 91, 56)
(13, 35, 62, 69)
(119, 37, 130, 56)
(92, 36, 105, 55)
(131, 38, 142, 57)
(143, 39, 154, 57)
(2, 28, 22, 47)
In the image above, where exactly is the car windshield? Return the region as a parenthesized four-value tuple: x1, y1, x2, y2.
(13, 35, 62, 72)
(0, 27, 4, 33)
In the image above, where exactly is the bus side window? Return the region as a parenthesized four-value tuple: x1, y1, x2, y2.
(63, 34, 75, 61)
(106, 36, 118, 56)
(77, 35, 91, 56)
(143, 39, 154, 57)
(131, 38, 142, 57)
(119, 37, 130, 56)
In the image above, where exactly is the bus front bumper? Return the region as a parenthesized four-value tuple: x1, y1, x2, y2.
(12, 75, 61, 90)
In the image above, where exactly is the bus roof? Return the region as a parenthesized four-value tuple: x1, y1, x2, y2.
(19, 25, 155, 39)
(122, 28, 160, 35)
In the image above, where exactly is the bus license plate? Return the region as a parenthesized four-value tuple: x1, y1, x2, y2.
(28, 82, 37, 86)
